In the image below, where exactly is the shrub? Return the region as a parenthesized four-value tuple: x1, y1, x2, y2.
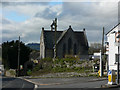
(27, 70, 32, 76)
(9, 69, 16, 76)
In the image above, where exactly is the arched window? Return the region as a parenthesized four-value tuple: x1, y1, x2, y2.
(63, 43, 66, 57)
(74, 43, 77, 55)
(68, 38, 72, 54)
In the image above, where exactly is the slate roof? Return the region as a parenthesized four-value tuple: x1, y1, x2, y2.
(74, 32, 88, 46)
(56, 30, 67, 44)
(106, 23, 120, 35)
(43, 29, 88, 49)
(44, 30, 63, 49)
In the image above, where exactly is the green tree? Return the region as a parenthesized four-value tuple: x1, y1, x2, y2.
(89, 43, 102, 54)
(2, 40, 32, 69)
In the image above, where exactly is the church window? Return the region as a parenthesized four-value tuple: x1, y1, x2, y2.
(68, 38, 72, 54)
(74, 43, 77, 55)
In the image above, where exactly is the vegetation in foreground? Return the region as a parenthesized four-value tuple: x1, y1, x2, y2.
(27, 57, 96, 76)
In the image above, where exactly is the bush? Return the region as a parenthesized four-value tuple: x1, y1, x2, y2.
(41, 57, 53, 62)
(28, 57, 94, 76)
(27, 70, 32, 76)
(33, 64, 41, 71)
(9, 69, 16, 76)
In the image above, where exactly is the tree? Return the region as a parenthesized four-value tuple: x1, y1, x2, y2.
(2, 40, 32, 69)
(89, 43, 102, 54)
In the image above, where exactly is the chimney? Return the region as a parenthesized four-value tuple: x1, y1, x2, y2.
(83, 28, 85, 31)
(42, 27, 44, 31)
(69, 25, 71, 29)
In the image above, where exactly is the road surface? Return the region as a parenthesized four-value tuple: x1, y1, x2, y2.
(1, 76, 120, 89)
(2, 76, 34, 90)
(26, 77, 108, 88)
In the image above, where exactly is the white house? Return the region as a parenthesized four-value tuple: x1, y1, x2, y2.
(106, 23, 120, 70)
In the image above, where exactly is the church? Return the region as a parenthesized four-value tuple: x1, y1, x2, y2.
(40, 19, 89, 59)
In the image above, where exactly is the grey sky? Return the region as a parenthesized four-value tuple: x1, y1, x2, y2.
(1, 1, 119, 44)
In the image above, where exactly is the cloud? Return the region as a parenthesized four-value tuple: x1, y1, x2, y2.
(1, 2, 118, 44)
(2, 18, 11, 24)
(34, 4, 63, 19)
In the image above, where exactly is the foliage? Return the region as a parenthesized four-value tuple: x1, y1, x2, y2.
(2, 40, 32, 69)
(9, 69, 16, 76)
(89, 43, 105, 54)
(27, 70, 32, 76)
(31, 57, 93, 75)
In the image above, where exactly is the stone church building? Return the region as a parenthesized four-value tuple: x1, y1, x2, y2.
(40, 21, 89, 59)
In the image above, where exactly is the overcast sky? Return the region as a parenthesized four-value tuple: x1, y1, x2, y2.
(1, 1, 119, 44)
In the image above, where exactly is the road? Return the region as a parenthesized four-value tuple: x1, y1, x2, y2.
(26, 77, 108, 88)
(2, 76, 34, 90)
(1, 76, 120, 89)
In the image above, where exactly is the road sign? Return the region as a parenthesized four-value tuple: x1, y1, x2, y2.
(108, 70, 111, 74)
(20, 65, 23, 70)
(108, 70, 116, 85)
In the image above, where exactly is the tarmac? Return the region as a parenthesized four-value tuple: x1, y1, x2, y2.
(17, 75, 120, 88)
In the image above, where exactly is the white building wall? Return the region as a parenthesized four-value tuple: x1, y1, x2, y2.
(107, 25, 119, 70)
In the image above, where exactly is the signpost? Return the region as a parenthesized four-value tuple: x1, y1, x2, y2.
(108, 70, 116, 85)
(100, 50, 103, 77)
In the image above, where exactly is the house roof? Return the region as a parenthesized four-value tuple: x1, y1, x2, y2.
(56, 30, 67, 44)
(74, 31, 88, 47)
(44, 30, 63, 49)
(43, 28, 88, 49)
(106, 23, 120, 35)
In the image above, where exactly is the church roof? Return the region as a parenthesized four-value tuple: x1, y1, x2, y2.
(43, 28, 88, 49)
(44, 30, 63, 49)
(56, 30, 67, 44)
(74, 32, 88, 46)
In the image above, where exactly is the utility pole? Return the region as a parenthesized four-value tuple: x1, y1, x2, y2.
(54, 18, 57, 58)
(117, 44, 119, 84)
(100, 27, 105, 77)
(102, 27, 104, 54)
(17, 36, 20, 77)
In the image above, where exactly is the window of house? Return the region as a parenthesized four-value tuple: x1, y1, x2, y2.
(115, 54, 120, 63)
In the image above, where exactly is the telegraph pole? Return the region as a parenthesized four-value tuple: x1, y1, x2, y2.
(100, 27, 105, 77)
(54, 18, 57, 58)
(117, 44, 119, 84)
(17, 36, 20, 77)
(102, 27, 105, 54)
